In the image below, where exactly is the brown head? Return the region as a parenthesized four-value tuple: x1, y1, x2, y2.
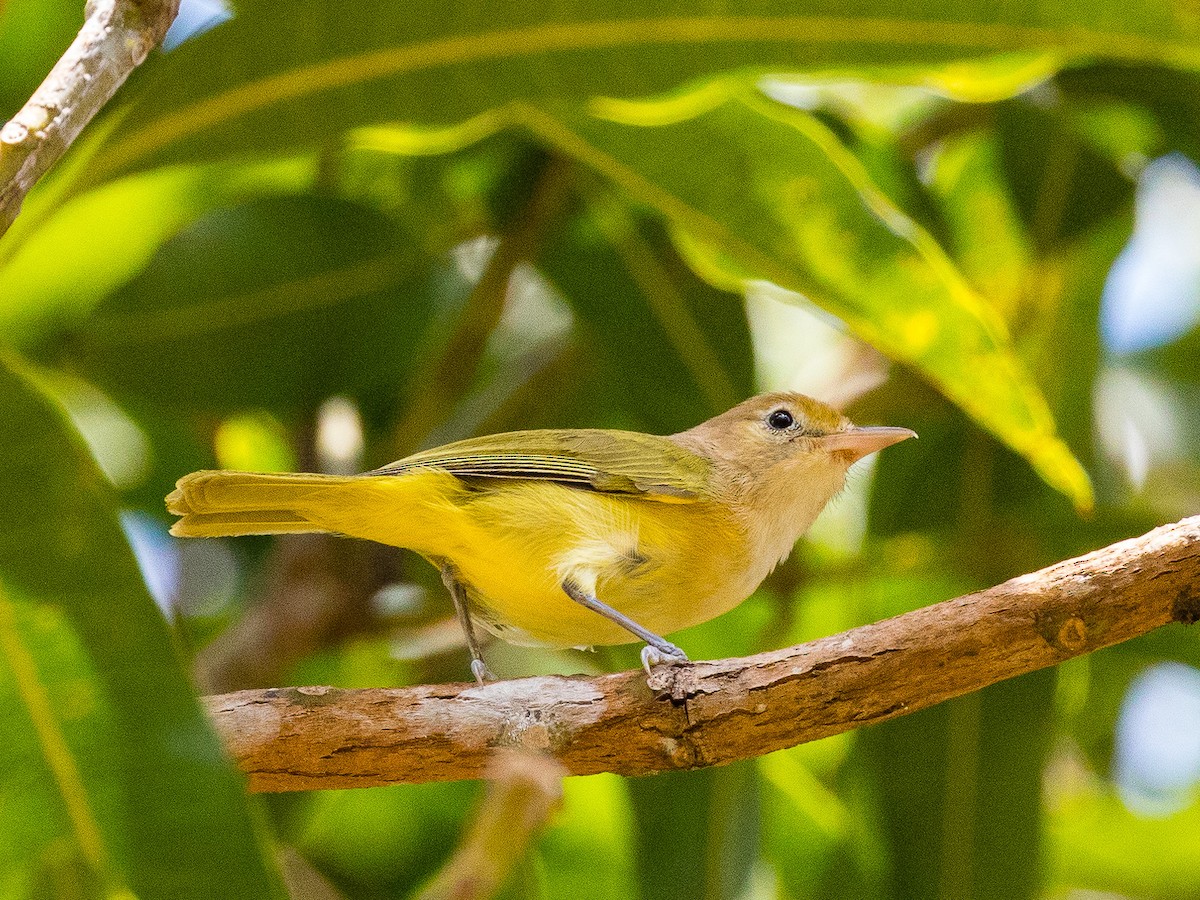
(672, 392, 916, 570)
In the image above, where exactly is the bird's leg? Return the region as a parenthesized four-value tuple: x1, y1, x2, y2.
(440, 565, 494, 684)
(561, 579, 689, 676)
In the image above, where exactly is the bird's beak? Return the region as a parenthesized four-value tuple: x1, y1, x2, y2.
(819, 426, 917, 463)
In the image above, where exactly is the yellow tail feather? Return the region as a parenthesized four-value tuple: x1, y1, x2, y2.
(167, 471, 354, 538)
(168, 467, 468, 553)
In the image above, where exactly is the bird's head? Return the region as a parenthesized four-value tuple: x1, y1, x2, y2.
(682, 391, 915, 474)
(675, 392, 915, 565)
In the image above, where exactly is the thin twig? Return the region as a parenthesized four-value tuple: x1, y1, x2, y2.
(204, 516, 1200, 792)
(0, 0, 179, 236)
(416, 751, 564, 900)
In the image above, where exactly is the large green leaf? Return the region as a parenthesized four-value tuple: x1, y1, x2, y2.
(46, 0, 1200, 191)
(926, 131, 1033, 318)
(537, 188, 755, 434)
(0, 352, 284, 899)
(54, 194, 449, 418)
(356, 93, 1092, 507)
(11, 0, 1174, 506)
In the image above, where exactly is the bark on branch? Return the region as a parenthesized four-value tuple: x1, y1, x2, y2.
(0, 0, 179, 236)
(204, 516, 1200, 792)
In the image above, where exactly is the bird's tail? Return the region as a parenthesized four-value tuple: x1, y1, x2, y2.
(166, 470, 357, 538)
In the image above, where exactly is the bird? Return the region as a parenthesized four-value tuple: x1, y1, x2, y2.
(167, 392, 914, 682)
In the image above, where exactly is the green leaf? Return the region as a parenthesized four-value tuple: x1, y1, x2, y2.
(12, 1, 1174, 507)
(0, 158, 317, 348)
(518, 95, 1093, 509)
(49, 0, 1200, 190)
(0, 588, 127, 899)
(927, 132, 1033, 317)
(858, 673, 1056, 900)
(627, 762, 760, 900)
(0, 0, 82, 120)
(56, 194, 450, 417)
(0, 352, 284, 900)
(537, 187, 754, 433)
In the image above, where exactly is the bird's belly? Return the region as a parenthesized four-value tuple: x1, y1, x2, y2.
(468, 556, 755, 649)
(438, 483, 756, 649)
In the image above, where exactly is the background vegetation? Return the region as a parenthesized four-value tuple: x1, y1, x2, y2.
(2, 1, 1199, 898)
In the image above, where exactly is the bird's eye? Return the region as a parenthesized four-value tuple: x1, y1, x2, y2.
(767, 409, 794, 430)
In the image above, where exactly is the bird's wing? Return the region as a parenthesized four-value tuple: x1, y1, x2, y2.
(370, 429, 708, 501)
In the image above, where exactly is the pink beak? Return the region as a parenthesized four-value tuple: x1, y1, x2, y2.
(819, 426, 917, 463)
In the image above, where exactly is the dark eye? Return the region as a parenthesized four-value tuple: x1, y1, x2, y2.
(767, 409, 794, 430)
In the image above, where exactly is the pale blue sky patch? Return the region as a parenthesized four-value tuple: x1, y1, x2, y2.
(1101, 154, 1200, 354)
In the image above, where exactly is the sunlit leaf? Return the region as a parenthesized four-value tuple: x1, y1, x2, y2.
(929, 132, 1033, 317)
(517, 94, 1093, 509)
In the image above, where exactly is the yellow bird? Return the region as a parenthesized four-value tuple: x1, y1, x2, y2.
(167, 392, 913, 681)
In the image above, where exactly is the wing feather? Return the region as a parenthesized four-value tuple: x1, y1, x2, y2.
(370, 429, 707, 500)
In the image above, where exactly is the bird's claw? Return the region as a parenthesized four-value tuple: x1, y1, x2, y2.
(470, 658, 496, 684)
(641, 642, 689, 677)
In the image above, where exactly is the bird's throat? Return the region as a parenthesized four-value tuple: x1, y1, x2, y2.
(732, 460, 849, 577)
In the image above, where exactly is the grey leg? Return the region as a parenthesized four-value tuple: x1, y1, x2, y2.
(561, 579, 688, 675)
(440, 565, 494, 684)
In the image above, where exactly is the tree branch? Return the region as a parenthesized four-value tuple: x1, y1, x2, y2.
(204, 516, 1200, 792)
(0, 0, 179, 236)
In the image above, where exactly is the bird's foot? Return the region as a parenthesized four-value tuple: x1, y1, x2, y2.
(470, 658, 496, 684)
(641, 641, 689, 677)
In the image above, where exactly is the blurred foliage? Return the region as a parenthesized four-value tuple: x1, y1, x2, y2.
(2, 1, 1200, 899)
(0, 355, 285, 899)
